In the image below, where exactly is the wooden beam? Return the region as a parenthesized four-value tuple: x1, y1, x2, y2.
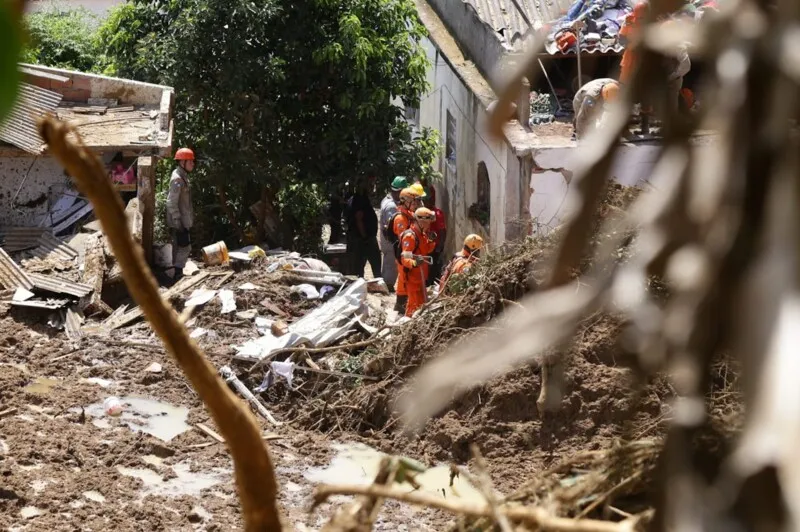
(137, 156, 156, 266)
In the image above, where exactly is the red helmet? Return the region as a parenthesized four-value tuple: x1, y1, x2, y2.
(174, 148, 195, 161)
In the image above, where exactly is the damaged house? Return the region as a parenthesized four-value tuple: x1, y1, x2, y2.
(0, 64, 174, 317)
(411, 0, 717, 250)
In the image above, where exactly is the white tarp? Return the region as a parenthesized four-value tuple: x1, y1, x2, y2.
(233, 279, 368, 360)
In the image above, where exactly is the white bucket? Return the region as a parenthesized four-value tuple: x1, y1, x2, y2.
(202, 241, 229, 266)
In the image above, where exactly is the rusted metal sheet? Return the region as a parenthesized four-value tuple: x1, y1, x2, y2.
(0, 246, 34, 290)
(28, 273, 92, 298)
(0, 82, 63, 153)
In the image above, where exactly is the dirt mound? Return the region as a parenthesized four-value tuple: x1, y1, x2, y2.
(291, 183, 663, 466)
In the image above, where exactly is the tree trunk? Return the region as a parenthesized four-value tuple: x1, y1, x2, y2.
(216, 183, 245, 242)
(257, 186, 268, 243)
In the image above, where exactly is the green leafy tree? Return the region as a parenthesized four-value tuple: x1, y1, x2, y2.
(22, 7, 101, 72)
(0, 1, 23, 121)
(99, 0, 441, 251)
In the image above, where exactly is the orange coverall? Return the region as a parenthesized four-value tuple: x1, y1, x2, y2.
(391, 208, 413, 296)
(400, 226, 436, 317)
(619, 5, 645, 85)
(439, 250, 477, 294)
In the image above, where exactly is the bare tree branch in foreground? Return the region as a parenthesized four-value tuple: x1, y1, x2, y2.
(38, 118, 283, 532)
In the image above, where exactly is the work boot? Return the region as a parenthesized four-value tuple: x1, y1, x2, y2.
(393, 295, 408, 313)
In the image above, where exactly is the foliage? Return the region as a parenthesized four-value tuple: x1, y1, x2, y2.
(22, 7, 101, 72)
(276, 182, 328, 255)
(0, 1, 22, 122)
(153, 188, 169, 244)
(99, 0, 437, 248)
(468, 202, 490, 227)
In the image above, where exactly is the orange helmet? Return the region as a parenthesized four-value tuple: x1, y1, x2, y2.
(601, 82, 620, 103)
(174, 147, 195, 161)
(414, 207, 436, 222)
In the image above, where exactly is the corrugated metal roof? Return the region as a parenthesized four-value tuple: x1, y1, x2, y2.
(465, 0, 571, 40)
(0, 247, 34, 290)
(0, 227, 79, 260)
(28, 273, 92, 298)
(462, 0, 628, 54)
(11, 299, 69, 310)
(31, 232, 79, 261)
(0, 82, 63, 153)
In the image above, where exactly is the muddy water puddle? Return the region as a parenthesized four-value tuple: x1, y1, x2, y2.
(79, 396, 190, 442)
(304, 443, 487, 504)
(118, 461, 229, 498)
(24, 377, 60, 395)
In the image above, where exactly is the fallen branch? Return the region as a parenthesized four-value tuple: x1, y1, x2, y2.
(39, 117, 283, 532)
(313, 484, 643, 532)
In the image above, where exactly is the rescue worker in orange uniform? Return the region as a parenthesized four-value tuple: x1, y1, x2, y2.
(399, 207, 437, 317)
(439, 234, 484, 295)
(390, 187, 422, 312)
(619, 2, 648, 85)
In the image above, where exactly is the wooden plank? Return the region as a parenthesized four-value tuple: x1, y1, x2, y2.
(195, 423, 225, 443)
(80, 233, 109, 316)
(0, 407, 18, 419)
(107, 272, 211, 330)
(136, 156, 155, 266)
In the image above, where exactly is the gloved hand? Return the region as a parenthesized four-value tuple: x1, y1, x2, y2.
(413, 257, 422, 267)
(427, 231, 438, 242)
(176, 228, 191, 247)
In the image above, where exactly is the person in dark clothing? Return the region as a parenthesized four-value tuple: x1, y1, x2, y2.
(327, 188, 345, 244)
(346, 176, 381, 278)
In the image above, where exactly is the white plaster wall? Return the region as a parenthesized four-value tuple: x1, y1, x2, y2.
(28, 0, 121, 17)
(529, 144, 696, 235)
(418, 37, 508, 254)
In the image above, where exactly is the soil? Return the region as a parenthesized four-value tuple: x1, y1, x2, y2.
(0, 202, 681, 531)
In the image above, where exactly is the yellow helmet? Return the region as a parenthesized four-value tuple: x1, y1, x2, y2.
(464, 234, 484, 252)
(410, 183, 427, 198)
(414, 207, 436, 222)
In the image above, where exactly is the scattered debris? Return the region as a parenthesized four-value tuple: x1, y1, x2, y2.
(183, 260, 199, 276)
(145, 362, 163, 373)
(218, 289, 236, 314)
(291, 283, 320, 300)
(0, 246, 34, 290)
(196, 422, 225, 443)
(12, 287, 34, 302)
(220, 365, 281, 426)
(185, 289, 217, 309)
